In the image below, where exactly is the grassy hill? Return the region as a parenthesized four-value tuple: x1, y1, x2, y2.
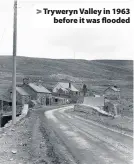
(0, 56, 133, 104)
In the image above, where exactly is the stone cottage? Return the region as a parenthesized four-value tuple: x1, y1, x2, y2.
(22, 79, 52, 106)
(104, 86, 121, 116)
(1, 78, 52, 107)
(0, 93, 12, 113)
(16, 87, 31, 105)
(53, 82, 80, 97)
(1, 86, 31, 106)
(0, 87, 23, 116)
(52, 82, 80, 103)
(104, 86, 120, 100)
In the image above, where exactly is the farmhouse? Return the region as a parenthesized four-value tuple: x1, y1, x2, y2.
(15, 87, 30, 105)
(104, 86, 120, 100)
(52, 82, 80, 103)
(0, 78, 52, 108)
(53, 82, 80, 97)
(0, 86, 31, 107)
(21, 78, 52, 106)
(0, 93, 12, 113)
(104, 86, 121, 116)
(0, 89, 22, 120)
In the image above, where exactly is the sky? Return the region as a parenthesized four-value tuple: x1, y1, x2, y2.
(0, 0, 134, 60)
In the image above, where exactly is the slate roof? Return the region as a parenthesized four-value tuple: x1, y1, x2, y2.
(0, 95, 12, 102)
(28, 83, 51, 93)
(58, 82, 79, 92)
(16, 87, 29, 96)
(0, 89, 12, 102)
(110, 87, 120, 92)
(104, 86, 120, 92)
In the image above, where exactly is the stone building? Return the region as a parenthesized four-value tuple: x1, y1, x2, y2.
(0, 93, 12, 113)
(104, 86, 120, 100)
(52, 82, 80, 103)
(53, 82, 80, 97)
(1, 78, 52, 107)
(104, 86, 121, 116)
(22, 79, 52, 106)
(16, 87, 31, 105)
(52, 96, 69, 105)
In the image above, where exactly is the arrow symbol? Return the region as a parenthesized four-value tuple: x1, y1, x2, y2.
(36, 9, 42, 14)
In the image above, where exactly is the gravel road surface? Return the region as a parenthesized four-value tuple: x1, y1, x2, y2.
(44, 105, 133, 164)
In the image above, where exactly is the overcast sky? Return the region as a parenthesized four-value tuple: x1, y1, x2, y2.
(0, 0, 133, 60)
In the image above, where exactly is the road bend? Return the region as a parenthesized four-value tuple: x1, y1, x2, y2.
(44, 105, 133, 164)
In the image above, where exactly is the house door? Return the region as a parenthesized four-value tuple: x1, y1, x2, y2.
(46, 98, 49, 106)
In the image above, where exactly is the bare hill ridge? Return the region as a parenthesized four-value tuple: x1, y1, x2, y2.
(0, 56, 132, 80)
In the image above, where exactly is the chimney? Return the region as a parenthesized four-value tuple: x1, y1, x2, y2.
(69, 82, 71, 89)
(23, 78, 29, 85)
(37, 80, 42, 86)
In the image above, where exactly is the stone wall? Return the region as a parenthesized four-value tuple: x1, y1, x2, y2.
(52, 97, 68, 105)
(74, 104, 112, 117)
(74, 104, 99, 115)
(104, 89, 120, 100)
(16, 92, 30, 105)
(37, 93, 52, 105)
(37, 93, 46, 105)
(23, 84, 37, 100)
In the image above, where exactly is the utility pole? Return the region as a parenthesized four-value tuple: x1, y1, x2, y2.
(12, 0, 17, 124)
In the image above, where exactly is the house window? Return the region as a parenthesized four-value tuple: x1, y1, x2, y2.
(55, 98, 58, 102)
(9, 102, 12, 106)
(10, 92, 12, 99)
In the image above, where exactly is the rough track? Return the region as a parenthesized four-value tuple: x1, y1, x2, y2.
(44, 105, 133, 164)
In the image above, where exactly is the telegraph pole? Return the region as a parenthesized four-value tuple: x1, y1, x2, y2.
(12, 0, 17, 124)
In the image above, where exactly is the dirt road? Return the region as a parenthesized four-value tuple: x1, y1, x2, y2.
(1, 105, 132, 164)
(44, 105, 133, 164)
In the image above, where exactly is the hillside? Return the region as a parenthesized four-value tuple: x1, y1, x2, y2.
(0, 56, 133, 103)
(0, 56, 132, 78)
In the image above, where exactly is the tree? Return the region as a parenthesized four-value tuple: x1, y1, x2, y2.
(82, 84, 87, 96)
